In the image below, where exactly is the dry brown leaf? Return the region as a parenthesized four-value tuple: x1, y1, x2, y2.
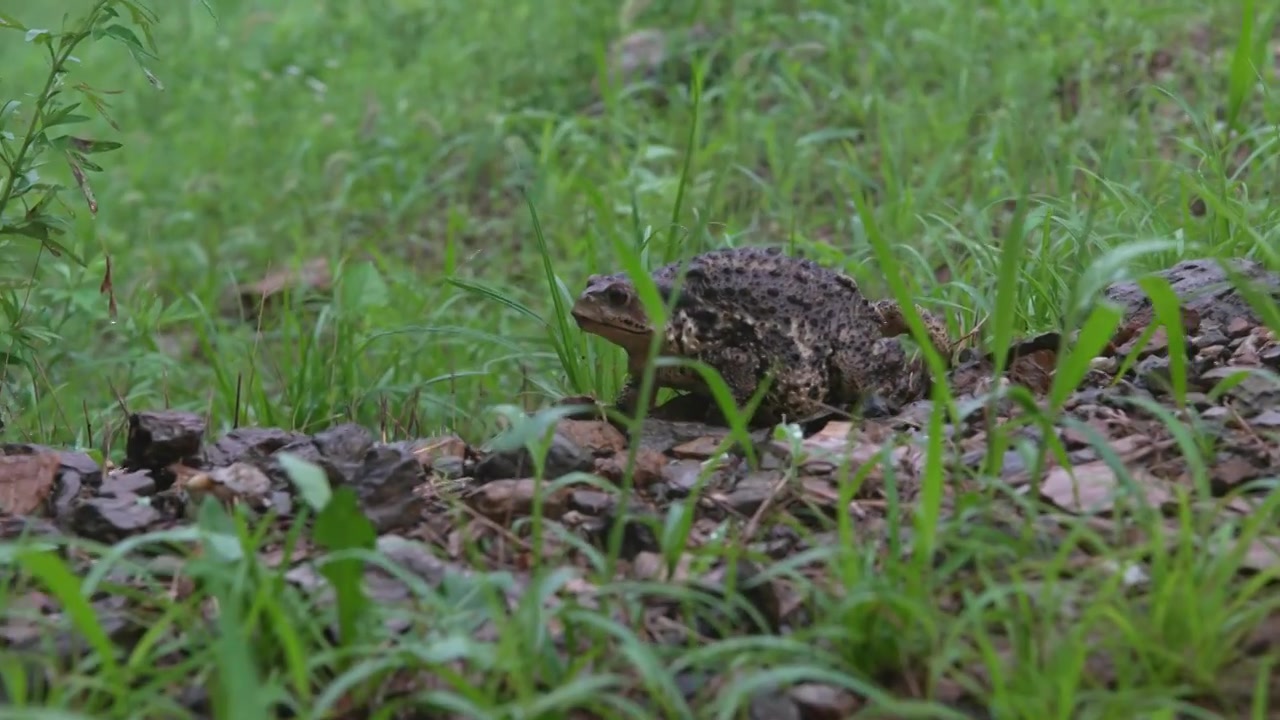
(238, 257, 331, 300)
(463, 478, 570, 521)
(671, 435, 726, 460)
(593, 447, 668, 487)
(1038, 461, 1173, 514)
(788, 683, 863, 719)
(556, 419, 626, 456)
(232, 257, 332, 319)
(408, 435, 470, 467)
(1238, 536, 1280, 573)
(1210, 454, 1266, 490)
(1007, 349, 1057, 394)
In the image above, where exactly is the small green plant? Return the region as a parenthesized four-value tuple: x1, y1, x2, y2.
(0, 1, 162, 381)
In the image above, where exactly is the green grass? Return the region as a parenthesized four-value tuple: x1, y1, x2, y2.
(2, 0, 1279, 717)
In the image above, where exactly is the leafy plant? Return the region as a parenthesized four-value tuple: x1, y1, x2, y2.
(0, 1, 162, 378)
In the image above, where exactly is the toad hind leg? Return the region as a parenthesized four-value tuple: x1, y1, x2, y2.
(828, 335, 934, 416)
(871, 300, 954, 360)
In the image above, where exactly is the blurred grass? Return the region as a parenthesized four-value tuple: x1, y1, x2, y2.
(2, 0, 1275, 450)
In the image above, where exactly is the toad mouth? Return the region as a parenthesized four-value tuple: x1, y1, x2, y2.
(571, 313, 650, 337)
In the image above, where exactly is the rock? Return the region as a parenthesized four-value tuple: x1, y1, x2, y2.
(394, 434, 473, 476)
(474, 421, 599, 483)
(1103, 258, 1280, 330)
(0, 514, 63, 542)
(346, 445, 427, 532)
(591, 510, 662, 559)
(70, 495, 162, 543)
(0, 451, 60, 516)
(430, 455, 466, 479)
(691, 559, 782, 637)
(592, 447, 668, 488)
(556, 419, 627, 456)
(99, 471, 157, 498)
(1261, 343, 1280, 368)
(0, 444, 102, 488)
(720, 471, 784, 516)
(312, 423, 375, 463)
(568, 490, 614, 515)
(662, 459, 706, 496)
(748, 689, 802, 720)
(125, 410, 205, 482)
(203, 426, 307, 468)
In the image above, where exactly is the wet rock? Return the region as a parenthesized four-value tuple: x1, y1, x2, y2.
(721, 471, 784, 516)
(474, 421, 600, 483)
(691, 559, 782, 637)
(1261, 343, 1280, 368)
(568, 490, 614, 515)
(592, 446, 668, 488)
(558, 419, 627, 455)
(0, 514, 62, 542)
(634, 417, 768, 454)
(100, 471, 157, 498)
(662, 459, 707, 496)
(203, 426, 307, 468)
(1103, 258, 1280, 330)
(312, 423, 375, 463)
(347, 445, 427, 532)
(591, 510, 662, 559)
(431, 454, 466, 479)
(1252, 410, 1280, 428)
(148, 488, 190, 522)
(125, 410, 205, 482)
(71, 495, 162, 543)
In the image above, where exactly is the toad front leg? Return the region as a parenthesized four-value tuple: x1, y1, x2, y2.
(613, 374, 657, 417)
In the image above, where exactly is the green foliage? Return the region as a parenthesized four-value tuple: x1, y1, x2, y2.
(0, 1, 161, 390)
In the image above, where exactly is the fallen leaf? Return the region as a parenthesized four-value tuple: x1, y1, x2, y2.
(671, 435, 726, 460)
(1038, 461, 1173, 514)
(233, 257, 332, 319)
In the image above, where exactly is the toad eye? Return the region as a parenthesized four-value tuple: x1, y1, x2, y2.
(605, 286, 629, 306)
